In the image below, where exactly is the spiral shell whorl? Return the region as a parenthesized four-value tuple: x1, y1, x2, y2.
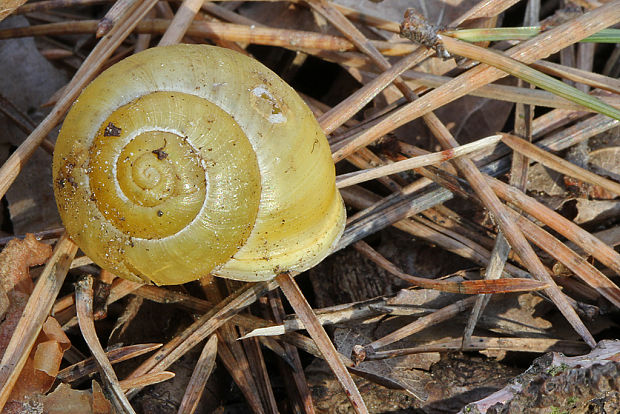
(53, 44, 345, 285)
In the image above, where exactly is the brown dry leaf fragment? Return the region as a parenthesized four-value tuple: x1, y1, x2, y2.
(7, 345, 56, 403)
(43, 383, 92, 414)
(38, 380, 113, 414)
(0, 291, 28, 355)
(573, 199, 620, 225)
(564, 176, 617, 199)
(0, 1, 27, 22)
(0, 234, 52, 355)
(589, 147, 620, 182)
(41, 317, 71, 352)
(7, 316, 71, 403)
(0, 233, 52, 296)
(92, 380, 113, 414)
(3, 396, 44, 414)
(33, 341, 63, 378)
(564, 146, 620, 199)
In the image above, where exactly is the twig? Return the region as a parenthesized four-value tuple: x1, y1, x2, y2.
(158, 0, 204, 46)
(118, 371, 175, 391)
(14, 0, 109, 14)
(353, 240, 547, 294)
(538, 113, 619, 151)
(463, 76, 535, 347)
(96, 0, 139, 37)
(177, 335, 218, 414)
(267, 291, 315, 414)
(531, 60, 620, 94)
(335, 135, 502, 188)
(57, 343, 163, 383)
(317, 0, 520, 134)
(398, 69, 619, 111)
(366, 337, 590, 361)
(126, 280, 277, 393)
(76, 275, 136, 414)
(366, 297, 478, 350)
(331, 1, 620, 162)
(437, 35, 620, 119)
(502, 133, 620, 196)
(275, 272, 368, 414)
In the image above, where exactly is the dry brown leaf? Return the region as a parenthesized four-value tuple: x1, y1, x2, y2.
(0, 291, 28, 355)
(7, 316, 71, 404)
(573, 199, 620, 225)
(0, 233, 52, 296)
(92, 380, 113, 414)
(28, 380, 113, 414)
(41, 316, 71, 352)
(33, 341, 63, 378)
(0, 1, 27, 23)
(43, 383, 92, 414)
(0, 234, 52, 355)
(589, 147, 620, 182)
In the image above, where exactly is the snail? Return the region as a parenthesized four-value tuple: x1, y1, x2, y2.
(53, 44, 346, 285)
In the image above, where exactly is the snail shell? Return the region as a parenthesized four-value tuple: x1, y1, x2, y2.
(53, 44, 345, 285)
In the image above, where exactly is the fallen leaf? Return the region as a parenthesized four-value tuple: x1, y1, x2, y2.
(92, 380, 113, 414)
(8, 317, 71, 403)
(43, 383, 92, 414)
(0, 233, 52, 297)
(0, 234, 52, 355)
(573, 199, 620, 225)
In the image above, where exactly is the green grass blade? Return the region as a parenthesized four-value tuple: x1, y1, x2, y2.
(445, 27, 620, 43)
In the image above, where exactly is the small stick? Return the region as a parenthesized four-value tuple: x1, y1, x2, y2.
(15, 0, 109, 14)
(502, 133, 620, 196)
(437, 35, 620, 119)
(353, 240, 547, 294)
(97, 0, 139, 37)
(331, 2, 620, 162)
(213, 334, 266, 414)
(76, 275, 136, 414)
(267, 291, 315, 414)
(464, 83, 535, 347)
(397, 69, 615, 111)
(275, 272, 368, 414)
(335, 135, 501, 188)
(0, 227, 64, 246)
(119, 371, 175, 391)
(316, 0, 519, 135)
(176, 335, 218, 414)
(57, 343, 163, 383)
(537, 113, 618, 151)
(158, 0, 204, 46)
(365, 337, 589, 361)
(201, 277, 269, 414)
(0, 233, 77, 411)
(0, 95, 55, 154)
(486, 174, 620, 275)
(367, 297, 478, 350)
(531, 60, 620, 94)
(126, 281, 277, 388)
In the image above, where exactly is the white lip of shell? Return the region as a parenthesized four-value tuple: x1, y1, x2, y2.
(100, 125, 210, 242)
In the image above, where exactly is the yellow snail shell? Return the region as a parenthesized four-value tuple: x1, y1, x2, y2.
(53, 44, 345, 285)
